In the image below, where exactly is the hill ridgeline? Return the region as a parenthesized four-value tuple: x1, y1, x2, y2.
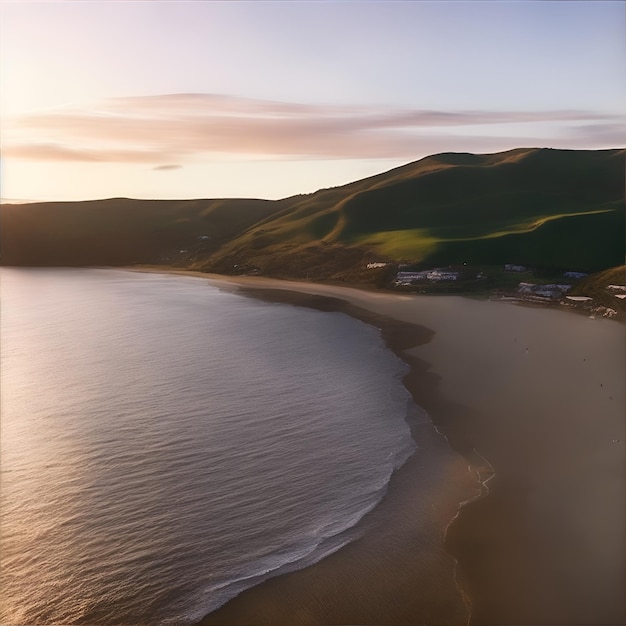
(2, 148, 624, 284)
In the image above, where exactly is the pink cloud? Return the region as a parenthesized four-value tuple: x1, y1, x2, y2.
(5, 94, 624, 163)
(3, 143, 173, 163)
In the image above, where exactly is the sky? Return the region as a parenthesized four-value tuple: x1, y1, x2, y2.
(1, 1, 624, 202)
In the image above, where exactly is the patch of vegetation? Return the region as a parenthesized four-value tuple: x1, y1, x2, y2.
(351, 228, 440, 260)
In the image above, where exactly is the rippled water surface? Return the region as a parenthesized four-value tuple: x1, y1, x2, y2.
(1, 268, 416, 625)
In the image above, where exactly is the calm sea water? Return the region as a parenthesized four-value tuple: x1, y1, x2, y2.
(0, 268, 417, 625)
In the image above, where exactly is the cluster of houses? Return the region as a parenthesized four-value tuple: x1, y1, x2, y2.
(516, 278, 625, 322)
(517, 282, 572, 299)
(505, 265, 589, 280)
(386, 264, 622, 311)
(391, 264, 591, 291)
(384, 261, 623, 319)
(510, 267, 592, 300)
(393, 269, 460, 286)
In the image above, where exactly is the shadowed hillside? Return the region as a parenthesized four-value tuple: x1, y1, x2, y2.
(1, 197, 285, 266)
(2, 148, 624, 280)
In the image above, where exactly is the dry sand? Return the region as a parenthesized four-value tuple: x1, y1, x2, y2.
(129, 268, 626, 625)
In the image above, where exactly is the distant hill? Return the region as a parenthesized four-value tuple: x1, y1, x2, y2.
(0, 197, 285, 266)
(2, 148, 624, 281)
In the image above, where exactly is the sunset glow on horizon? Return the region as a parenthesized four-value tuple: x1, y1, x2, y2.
(1, 1, 624, 202)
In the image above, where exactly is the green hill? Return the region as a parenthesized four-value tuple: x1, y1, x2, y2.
(202, 148, 624, 278)
(2, 148, 624, 282)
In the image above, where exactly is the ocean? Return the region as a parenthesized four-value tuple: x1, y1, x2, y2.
(0, 268, 417, 625)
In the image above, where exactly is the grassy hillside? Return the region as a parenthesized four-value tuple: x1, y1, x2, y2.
(2, 148, 623, 281)
(203, 148, 624, 277)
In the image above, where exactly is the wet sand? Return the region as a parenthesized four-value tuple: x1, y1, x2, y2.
(129, 268, 625, 625)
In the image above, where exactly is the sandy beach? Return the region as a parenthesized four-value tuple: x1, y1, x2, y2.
(129, 268, 625, 625)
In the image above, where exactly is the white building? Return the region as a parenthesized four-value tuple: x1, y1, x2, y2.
(427, 270, 459, 281)
(394, 268, 459, 285)
(393, 271, 430, 285)
(518, 283, 569, 298)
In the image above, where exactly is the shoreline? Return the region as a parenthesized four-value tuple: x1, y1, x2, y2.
(194, 288, 478, 626)
(125, 267, 625, 625)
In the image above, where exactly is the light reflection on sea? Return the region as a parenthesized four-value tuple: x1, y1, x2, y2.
(1, 268, 416, 625)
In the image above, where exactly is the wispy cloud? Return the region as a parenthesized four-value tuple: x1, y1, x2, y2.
(565, 122, 626, 146)
(152, 164, 182, 171)
(3, 143, 170, 163)
(4, 93, 624, 164)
